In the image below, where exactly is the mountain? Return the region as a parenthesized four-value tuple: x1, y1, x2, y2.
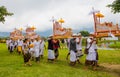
(36, 30, 52, 37)
(0, 27, 94, 37)
(0, 30, 52, 37)
(0, 32, 10, 37)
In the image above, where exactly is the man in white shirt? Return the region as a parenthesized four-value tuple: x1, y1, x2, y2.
(85, 35, 98, 69)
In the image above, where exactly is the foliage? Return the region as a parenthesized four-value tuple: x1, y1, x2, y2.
(0, 39, 6, 43)
(0, 6, 13, 23)
(107, 0, 120, 14)
(79, 30, 90, 37)
(109, 42, 120, 49)
(0, 37, 9, 43)
(0, 43, 120, 77)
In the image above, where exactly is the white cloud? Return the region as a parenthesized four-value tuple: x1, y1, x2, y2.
(0, 0, 119, 33)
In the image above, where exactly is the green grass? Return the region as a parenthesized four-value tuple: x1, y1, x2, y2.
(0, 43, 120, 77)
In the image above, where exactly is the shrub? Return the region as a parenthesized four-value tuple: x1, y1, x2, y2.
(109, 42, 120, 49)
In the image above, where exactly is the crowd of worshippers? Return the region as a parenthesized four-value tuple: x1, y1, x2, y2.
(6, 34, 99, 69)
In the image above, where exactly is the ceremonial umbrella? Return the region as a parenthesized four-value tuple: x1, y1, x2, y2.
(19, 27, 23, 31)
(95, 12, 104, 23)
(58, 18, 65, 24)
(31, 26, 36, 30)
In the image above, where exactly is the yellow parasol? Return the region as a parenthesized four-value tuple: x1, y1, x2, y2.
(95, 12, 104, 23)
(31, 26, 36, 30)
(58, 18, 65, 24)
(95, 12, 104, 18)
(19, 27, 23, 31)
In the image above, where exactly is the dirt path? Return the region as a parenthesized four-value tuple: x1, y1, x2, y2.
(99, 63, 120, 77)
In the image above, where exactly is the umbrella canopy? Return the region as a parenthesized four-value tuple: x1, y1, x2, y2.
(19, 27, 23, 31)
(95, 12, 104, 18)
(58, 18, 65, 23)
(31, 26, 36, 30)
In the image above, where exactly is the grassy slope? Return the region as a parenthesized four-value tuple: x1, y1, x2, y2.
(0, 43, 120, 77)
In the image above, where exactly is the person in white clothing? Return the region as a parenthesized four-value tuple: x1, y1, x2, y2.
(6, 39, 11, 51)
(39, 39, 45, 58)
(17, 39, 23, 54)
(76, 36, 83, 64)
(69, 36, 77, 66)
(34, 38, 40, 63)
(9, 39, 14, 53)
(85, 35, 98, 69)
(14, 40, 18, 50)
(29, 39, 35, 61)
(47, 36, 55, 62)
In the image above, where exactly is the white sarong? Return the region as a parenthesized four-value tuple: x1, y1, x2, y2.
(70, 50, 76, 62)
(86, 51, 96, 61)
(48, 49, 55, 59)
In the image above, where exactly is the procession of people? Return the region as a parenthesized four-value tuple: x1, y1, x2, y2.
(5, 18, 101, 70)
(6, 33, 99, 70)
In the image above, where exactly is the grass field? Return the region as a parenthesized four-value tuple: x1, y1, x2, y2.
(0, 43, 120, 77)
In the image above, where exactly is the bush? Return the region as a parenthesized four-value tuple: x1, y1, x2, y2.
(109, 42, 120, 49)
(0, 39, 6, 43)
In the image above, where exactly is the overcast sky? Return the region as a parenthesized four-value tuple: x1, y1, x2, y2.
(0, 0, 120, 33)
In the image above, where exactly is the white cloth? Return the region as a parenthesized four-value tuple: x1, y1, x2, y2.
(76, 50, 83, 57)
(34, 41, 40, 57)
(86, 38, 92, 48)
(14, 41, 18, 46)
(18, 40, 23, 46)
(34, 48, 40, 57)
(86, 39, 97, 61)
(86, 52, 96, 61)
(76, 38, 83, 58)
(48, 49, 55, 59)
(40, 48, 44, 55)
(76, 38, 82, 50)
(40, 40, 45, 55)
(9, 41, 14, 51)
(70, 50, 76, 62)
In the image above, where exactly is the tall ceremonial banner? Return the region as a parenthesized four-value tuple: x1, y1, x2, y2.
(10, 29, 24, 40)
(25, 27, 39, 39)
(53, 21, 72, 39)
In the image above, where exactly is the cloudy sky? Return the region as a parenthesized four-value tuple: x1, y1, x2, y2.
(0, 0, 120, 34)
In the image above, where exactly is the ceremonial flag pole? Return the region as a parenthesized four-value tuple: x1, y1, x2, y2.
(50, 16, 56, 36)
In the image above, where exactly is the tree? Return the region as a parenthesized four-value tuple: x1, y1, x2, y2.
(107, 0, 120, 14)
(0, 6, 13, 23)
(79, 30, 90, 37)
